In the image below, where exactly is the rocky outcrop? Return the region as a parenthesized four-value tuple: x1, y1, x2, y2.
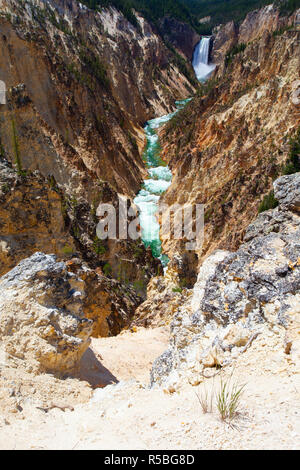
(131, 266, 192, 328)
(151, 173, 300, 390)
(212, 21, 238, 64)
(273, 172, 300, 212)
(211, 4, 296, 66)
(0, 0, 192, 308)
(238, 4, 287, 45)
(66, 258, 141, 337)
(0, 252, 93, 375)
(159, 4, 300, 272)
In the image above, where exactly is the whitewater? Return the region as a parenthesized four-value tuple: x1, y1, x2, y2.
(134, 37, 214, 266)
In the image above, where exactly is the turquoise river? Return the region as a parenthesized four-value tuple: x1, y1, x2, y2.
(133, 99, 191, 267)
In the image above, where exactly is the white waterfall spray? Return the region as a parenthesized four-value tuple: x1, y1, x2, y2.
(192, 37, 215, 82)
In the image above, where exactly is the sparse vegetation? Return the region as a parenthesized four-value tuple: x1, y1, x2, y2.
(216, 378, 245, 422)
(133, 278, 146, 291)
(195, 387, 214, 414)
(259, 129, 299, 213)
(79, 49, 110, 90)
(225, 43, 247, 67)
(282, 128, 300, 175)
(277, 0, 300, 16)
(166, 43, 198, 87)
(172, 287, 183, 293)
(93, 237, 107, 256)
(11, 118, 24, 176)
(258, 190, 279, 213)
(272, 25, 293, 37)
(62, 244, 74, 256)
(103, 262, 112, 277)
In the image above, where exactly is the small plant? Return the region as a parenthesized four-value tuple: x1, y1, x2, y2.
(103, 262, 112, 277)
(1, 183, 10, 194)
(133, 279, 146, 291)
(195, 387, 214, 414)
(172, 287, 183, 294)
(62, 244, 73, 256)
(216, 378, 245, 422)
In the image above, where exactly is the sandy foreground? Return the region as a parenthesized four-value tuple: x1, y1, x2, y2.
(0, 326, 299, 450)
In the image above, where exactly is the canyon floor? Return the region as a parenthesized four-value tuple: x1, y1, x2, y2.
(0, 327, 299, 450)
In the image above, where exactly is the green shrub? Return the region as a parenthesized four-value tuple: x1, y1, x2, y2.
(93, 237, 107, 255)
(62, 244, 74, 255)
(272, 25, 292, 37)
(79, 49, 110, 90)
(258, 190, 279, 213)
(172, 287, 183, 293)
(216, 378, 245, 422)
(282, 128, 300, 175)
(277, 0, 300, 16)
(103, 262, 112, 277)
(11, 118, 24, 175)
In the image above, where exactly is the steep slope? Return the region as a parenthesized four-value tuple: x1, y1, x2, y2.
(0, 0, 198, 312)
(159, 5, 300, 276)
(151, 172, 300, 390)
(0, 158, 145, 336)
(0, 0, 195, 200)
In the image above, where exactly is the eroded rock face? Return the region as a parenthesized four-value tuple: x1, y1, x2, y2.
(0, 157, 76, 276)
(160, 4, 300, 269)
(0, 253, 93, 375)
(151, 173, 300, 390)
(0, 155, 162, 332)
(238, 4, 283, 45)
(212, 21, 238, 64)
(131, 268, 192, 328)
(0, 0, 194, 201)
(66, 258, 141, 337)
(159, 16, 200, 61)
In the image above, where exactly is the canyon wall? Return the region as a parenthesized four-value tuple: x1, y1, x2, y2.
(151, 172, 300, 390)
(0, 0, 197, 324)
(0, 0, 195, 200)
(0, 0, 210, 339)
(159, 5, 300, 277)
(158, 16, 200, 61)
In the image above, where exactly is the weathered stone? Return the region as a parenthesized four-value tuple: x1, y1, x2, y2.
(151, 174, 300, 389)
(273, 173, 300, 212)
(212, 21, 238, 64)
(66, 258, 141, 337)
(0, 253, 93, 375)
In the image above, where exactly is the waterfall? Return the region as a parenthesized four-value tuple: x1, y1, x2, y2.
(192, 37, 215, 82)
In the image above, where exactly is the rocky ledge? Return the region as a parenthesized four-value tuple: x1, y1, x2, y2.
(151, 173, 300, 390)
